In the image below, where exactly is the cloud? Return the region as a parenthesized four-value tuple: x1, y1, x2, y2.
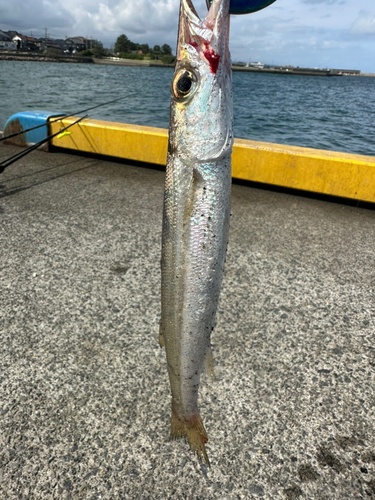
(0, 0, 74, 30)
(1, 0, 375, 72)
(88, 0, 178, 32)
(57, 0, 179, 36)
(351, 12, 375, 35)
(0, 0, 182, 48)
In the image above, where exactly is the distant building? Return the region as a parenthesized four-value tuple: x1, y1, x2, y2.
(4, 30, 20, 48)
(329, 68, 361, 76)
(40, 37, 63, 52)
(66, 37, 90, 52)
(4, 30, 19, 39)
(10, 33, 41, 51)
(39, 36, 90, 54)
(0, 30, 17, 50)
(54, 39, 70, 53)
(1, 29, 95, 55)
(3, 31, 26, 50)
(247, 62, 265, 69)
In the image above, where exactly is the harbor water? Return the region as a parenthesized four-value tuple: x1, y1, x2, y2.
(1, 60, 374, 157)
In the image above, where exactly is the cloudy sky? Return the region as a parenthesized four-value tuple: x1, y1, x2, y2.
(1, 0, 375, 72)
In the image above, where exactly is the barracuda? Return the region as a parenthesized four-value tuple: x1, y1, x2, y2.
(160, 0, 232, 465)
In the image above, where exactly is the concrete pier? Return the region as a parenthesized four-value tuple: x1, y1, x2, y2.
(0, 144, 374, 499)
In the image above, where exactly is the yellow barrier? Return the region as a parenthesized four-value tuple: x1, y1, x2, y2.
(51, 118, 168, 166)
(50, 117, 375, 203)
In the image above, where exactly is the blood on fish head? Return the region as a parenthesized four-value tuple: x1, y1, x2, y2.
(169, 0, 233, 163)
(177, 0, 230, 74)
(189, 40, 220, 75)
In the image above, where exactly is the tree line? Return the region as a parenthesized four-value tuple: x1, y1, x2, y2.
(74, 34, 175, 64)
(114, 34, 175, 63)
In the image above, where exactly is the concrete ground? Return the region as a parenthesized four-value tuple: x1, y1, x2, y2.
(0, 144, 374, 500)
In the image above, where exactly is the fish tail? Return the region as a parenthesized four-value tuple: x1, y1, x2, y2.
(171, 406, 210, 466)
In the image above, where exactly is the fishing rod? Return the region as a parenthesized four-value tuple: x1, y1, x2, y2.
(0, 94, 134, 143)
(0, 115, 87, 174)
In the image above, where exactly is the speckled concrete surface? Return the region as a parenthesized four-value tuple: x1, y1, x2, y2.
(0, 144, 374, 500)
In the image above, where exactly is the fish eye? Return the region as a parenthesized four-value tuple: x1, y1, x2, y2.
(172, 69, 197, 100)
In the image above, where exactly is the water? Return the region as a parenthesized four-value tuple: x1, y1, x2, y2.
(1, 60, 375, 157)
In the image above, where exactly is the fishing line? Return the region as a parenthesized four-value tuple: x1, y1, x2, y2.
(0, 94, 134, 143)
(0, 115, 87, 174)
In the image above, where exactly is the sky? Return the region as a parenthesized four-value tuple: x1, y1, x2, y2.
(1, 0, 375, 72)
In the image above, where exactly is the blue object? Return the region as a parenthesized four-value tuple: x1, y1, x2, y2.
(229, 0, 277, 14)
(209, 0, 277, 15)
(230, 0, 276, 14)
(3, 110, 66, 145)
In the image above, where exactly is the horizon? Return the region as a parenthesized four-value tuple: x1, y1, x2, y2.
(0, 28, 365, 72)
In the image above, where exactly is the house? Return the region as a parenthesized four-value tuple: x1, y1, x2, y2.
(15, 33, 40, 51)
(54, 39, 70, 53)
(40, 37, 63, 52)
(0, 30, 17, 50)
(3, 31, 25, 50)
(66, 37, 89, 52)
(4, 30, 20, 47)
(0, 30, 95, 54)
(2, 31, 44, 51)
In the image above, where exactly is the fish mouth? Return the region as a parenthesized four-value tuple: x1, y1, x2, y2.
(172, 0, 233, 162)
(178, 0, 230, 74)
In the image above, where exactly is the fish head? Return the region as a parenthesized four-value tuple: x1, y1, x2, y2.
(169, 0, 233, 163)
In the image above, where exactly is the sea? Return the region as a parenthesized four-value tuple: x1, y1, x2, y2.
(1, 60, 375, 157)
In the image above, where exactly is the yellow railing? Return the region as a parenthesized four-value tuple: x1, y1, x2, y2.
(50, 117, 375, 203)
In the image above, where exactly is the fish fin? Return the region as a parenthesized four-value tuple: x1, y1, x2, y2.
(159, 320, 165, 348)
(171, 408, 210, 466)
(205, 345, 215, 380)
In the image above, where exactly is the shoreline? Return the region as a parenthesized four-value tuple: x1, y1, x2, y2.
(92, 57, 174, 68)
(0, 51, 93, 64)
(0, 52, 370, 76)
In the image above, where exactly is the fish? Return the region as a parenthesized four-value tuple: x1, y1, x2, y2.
(160, 0, 233, 465)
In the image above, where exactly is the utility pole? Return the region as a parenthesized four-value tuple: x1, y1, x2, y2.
(45, 28, 48, 39)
